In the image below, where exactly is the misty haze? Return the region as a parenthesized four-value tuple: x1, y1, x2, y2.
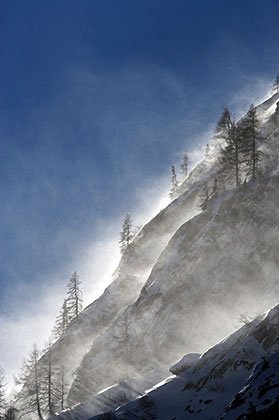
(1, 1, 279, 420)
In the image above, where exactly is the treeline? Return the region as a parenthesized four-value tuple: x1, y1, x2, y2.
(169, 150, 191, 198)
(53, 271, 83, 340)
(198, 103, 265, 210)
(7, 217, 141, 417)
(4, 77, 278, 419)
(168, 101, 268, 210)
(14, 343, 67, 419)
(199, 74, 279, 208)
(118, 214, 141, 256)
(217, 104, 263, 186)
(169, 103, 265, 206)
(0, 272, 83, 420)
(0, 366, 19, 419)
(169, 75, 279, 205)
(117, 150, 191, 254)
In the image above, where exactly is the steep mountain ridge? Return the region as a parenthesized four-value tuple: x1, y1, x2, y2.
(69, 171, 279, 403)
(19, 91, 279, 419)
(64, 92, 279, 404)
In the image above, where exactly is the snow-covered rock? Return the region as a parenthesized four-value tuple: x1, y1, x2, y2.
(48, 369, 165, 420)
(23, 91, 279, 419)
(69, 171, 279, 404)
(222, 350, 279, 419)
(36, 166, 201, 394)
(170, 352, 200, 376)
(52, 91, 279, 406)
(99, 304, 279, 419)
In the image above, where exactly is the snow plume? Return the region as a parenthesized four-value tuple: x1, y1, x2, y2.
(228, 73, 273, 118)
(0, 172, 174, 394)
(64, 89, 279, 406)
(0, 65, 276, 395)
(0, 65, 191, 392)
(0, 288, 62, 394)
(0, 232, 116, 392)
(172, 75, 273, 180)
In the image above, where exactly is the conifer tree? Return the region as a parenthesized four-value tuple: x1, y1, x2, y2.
(241, 104, 263, 180)
(0, 367, 6, 418)
(180, 152, 189, 177)
(15, 345, 44, 420)
(53, 299, 69, 340)
(169, 165, 178, 197)
(216, 108, 241, 188)
(119, 214, 134, 254)
(67, 272, 83, 322)
(205, 143, 210, 158)
(42, 361, 68, 413)
(41, 340, 58, 417)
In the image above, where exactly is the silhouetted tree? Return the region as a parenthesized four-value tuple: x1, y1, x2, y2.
(53, 299, 69, 340)
(180, 152, 189, 177)
(42, 362, 68, 412)
(119, 214, 134, 254)
(15, 345, 44, 420)
(169, 165, 178, 197)
(241, 104, 263, 180)
(216, 108, 241, 188)
(67, 272, 83, 322)
(41, 340, 58, 417)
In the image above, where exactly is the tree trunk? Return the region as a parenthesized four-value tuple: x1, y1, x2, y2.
(34, 356, 44, 420)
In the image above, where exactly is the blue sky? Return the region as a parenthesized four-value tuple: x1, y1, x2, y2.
(0, 0, 279, 383)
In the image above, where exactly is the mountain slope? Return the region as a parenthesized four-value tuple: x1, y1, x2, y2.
(69, 91, 279, 402)
(34, 166, 201, 394)
(104, 304, 279, 419)
(222, 350, 279, 419)
(19, 91, 279, 419)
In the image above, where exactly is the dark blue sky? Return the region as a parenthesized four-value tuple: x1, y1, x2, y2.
(0, 0, 279, 321)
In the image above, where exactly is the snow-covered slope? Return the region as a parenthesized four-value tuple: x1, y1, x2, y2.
(48, 369, 165, 420)
(96, 304, 279, 419)
(36, 167, 201, 390)
(69, 137, 279, 406)
(57, 92, 279, 403)
(222, 350, 279, 418)
(30, 91, 279, 419)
